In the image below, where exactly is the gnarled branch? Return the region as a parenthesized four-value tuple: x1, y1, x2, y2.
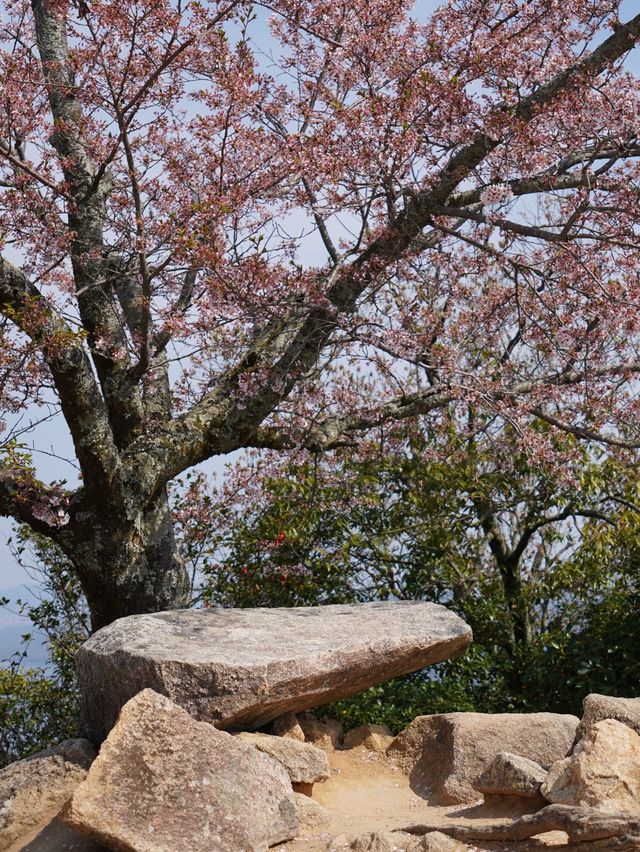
(0, 255, 119, 503)
(131, 11, 640, 496)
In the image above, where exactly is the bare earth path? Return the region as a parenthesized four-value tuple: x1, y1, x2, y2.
(281, 748, 594, 852)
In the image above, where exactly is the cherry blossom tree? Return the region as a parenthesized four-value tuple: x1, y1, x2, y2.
(1, 0, 640, 629)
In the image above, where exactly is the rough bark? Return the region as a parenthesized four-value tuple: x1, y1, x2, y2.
(402, 803, 640, 844)
(61, 489, 190, 631)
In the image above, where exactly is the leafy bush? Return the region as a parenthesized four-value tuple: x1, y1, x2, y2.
(193, 443, 640, 728)
(2, 441, 638, 758)
(0, 654, 79, 768)
(0, 530, 88, 766)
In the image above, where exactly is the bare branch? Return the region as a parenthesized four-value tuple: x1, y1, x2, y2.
(0, 255, 120, 500)
(511, 505, 614, 563)
(0, 138, 67, 196)
(0, 468, 69, 537)
(530, 407, 640, 449)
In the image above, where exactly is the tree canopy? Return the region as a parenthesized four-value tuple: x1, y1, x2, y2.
(0, 0, 639, 625)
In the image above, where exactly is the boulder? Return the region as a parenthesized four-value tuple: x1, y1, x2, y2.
(271, 711, 306, 741)
(343, 724, 394, 753)
(294, 791, 331, 832)
(236, 732, 330, 784)
(473, 751, 547, 799)
(62, 689, 298, 851)
(76, 602, 472, 742)
(300, 714, 344, 751)
(387, 712, 578, 804)
(541, 718, 640, 813)
(577, 693, 640, 740)
(0, 738, 96, 850)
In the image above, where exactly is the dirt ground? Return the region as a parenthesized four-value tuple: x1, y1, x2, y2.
(6, 746, 611, 851)
(279, 747, 598, 852)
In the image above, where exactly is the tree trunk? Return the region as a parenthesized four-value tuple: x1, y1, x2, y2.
(499, 557, 532, 650)
(490, 555, 532, 698)
(64, 489, 190, 632)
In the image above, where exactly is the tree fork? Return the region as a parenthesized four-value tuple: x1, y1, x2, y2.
(63, 489, 190, 631)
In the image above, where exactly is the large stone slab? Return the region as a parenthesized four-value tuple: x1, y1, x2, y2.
(62, 689, 299, 852)
(76, 602, 471, 742)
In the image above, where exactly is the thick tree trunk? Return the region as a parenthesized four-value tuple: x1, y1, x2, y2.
(64, 490, 191, 632)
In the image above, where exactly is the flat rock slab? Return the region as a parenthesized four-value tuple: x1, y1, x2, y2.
(76, 602, 471, 742)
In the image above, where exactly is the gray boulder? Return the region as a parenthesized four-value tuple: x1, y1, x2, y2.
(294, 792, 331, 833)
(236, 731, 330, 784)
(62, 688, 298, 852)
(387, 712, 578, 804)
(76, 602, 471, 742)
(541, 718, 640, 814)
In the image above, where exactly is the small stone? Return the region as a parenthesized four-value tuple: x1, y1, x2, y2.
(350, 832, 396, 852)
(0, 738, 96, 850)
(349, 832, 419, 851)
(541, 718, 640, 813)
(329, 835, 354, 851)
(236, 732, 330, 784)
(474, 751, 547, 798)
(271, 711, 306, 741)
(390, 832, 421, 851)
(293, 792, 331, 833)
(62, 689, 298, 851)
(300, 714, 344, 751)
(343, 724, 394, 753)
(412, 831, 469, 851)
